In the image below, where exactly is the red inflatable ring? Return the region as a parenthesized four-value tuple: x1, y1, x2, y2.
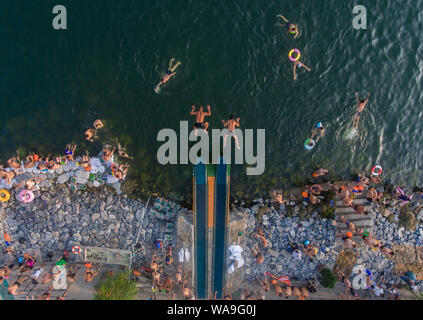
(72, 246, 82, 255)
(371, 165, 382, 176)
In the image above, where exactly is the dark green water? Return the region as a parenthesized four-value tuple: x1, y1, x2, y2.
(1, 0, 423, 203)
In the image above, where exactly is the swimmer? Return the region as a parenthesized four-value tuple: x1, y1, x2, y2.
(293, 60, 311, 81)
(353, 92, 371, 129)
(93, 119, 104, 130)
(276, 14, 299, 38)
(312, 168, 328, 178)
(311, 122, 325, 142)
(221, 115, 241, 150)
(155, 58, 181, 93)
(190, 105, 211, 135)
(85, 129, 97, 142)
(115, 138, 134, 159)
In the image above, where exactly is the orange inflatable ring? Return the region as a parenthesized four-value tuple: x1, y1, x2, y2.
(72, 246, 82, 255)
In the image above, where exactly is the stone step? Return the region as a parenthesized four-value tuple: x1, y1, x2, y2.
(335, 214, 373, 222)
(336, 221, 374, 230)
(335, 199, 371, 207)
(335, 207, 372, 215)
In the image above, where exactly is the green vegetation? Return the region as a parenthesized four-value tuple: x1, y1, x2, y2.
(399, 205, 417, 231)
(94, 271, 138, 300)
(319, 268, 337, 288)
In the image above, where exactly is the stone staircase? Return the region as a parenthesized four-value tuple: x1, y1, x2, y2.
(333, 182, 374, 249)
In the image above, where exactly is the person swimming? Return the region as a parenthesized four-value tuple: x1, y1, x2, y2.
(353, 92, 371, 129)
(276, 14, 299, 38)
(311, 122, 325, 142)
(293, 60, 311, 80)
(155, 58, 181, 93)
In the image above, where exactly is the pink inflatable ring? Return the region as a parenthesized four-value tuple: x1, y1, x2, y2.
(18, 190, 34, 203)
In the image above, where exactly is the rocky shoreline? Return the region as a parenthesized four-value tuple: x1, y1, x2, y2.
(2, 170, 423, 297)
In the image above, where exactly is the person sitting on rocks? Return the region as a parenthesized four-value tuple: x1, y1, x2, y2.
(48, 157, 61, 171)
(274, 284, 283, 297)
(113, 164, 129, 180)
(84, 263, 100, 283)
(274, 191, 286, 205)
(175, 264, 183, 284)
(20, 252, 37, 273)
(256, 290, 266, 300)
(299, 241, 318, 261)
(380, 244, 395, 258)
(67, 264, 78, 283)
(32, 285, 53, 300)
(366, 188, 378, 203)
(292, 287, 302, 299)
(165, 246, 174, 265)
(351, 204, 367, 215)
(257, 272, 270, 292)
(284, 286, 292, 299)
(7, 155, 21, 168)
(363, 235, 381, 250)
(340, 216, 356, 233)
(343, 194, 354, 206)
(310, 184, 323, 195)
(370, 175, 381, 184)
(240, 288, 257, 300)
(387, 287, 400, 300)
(152, 269, 161, 286)
(182, 274, 194, 299)
(342, 234, 358, 249)
(150, 254, 159, 272)
(338, 185, 349, 200)
(8, 275, 29, 295)
(255, 229, 268, 248)
(24, 176, 46, 190)
(163, 277, 174, 294)
(24, 154, 35, 169)
(300, 287, 309, 300)
(355, 174, 369, 186)
(101, 144, 116, 164)
(251, 246, 264, 264)
(0, 169, 15, 185)
(65, 144, 77, 161)
(309, 193, 320, 205)
(222, 285, 232, 300)
(292, 248, 302, 260)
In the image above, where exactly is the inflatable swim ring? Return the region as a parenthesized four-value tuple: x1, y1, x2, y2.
(371, 165, 382, 176)
(72, 246, 82, 254)
(0, 189, 10, 202)
(18, 190, 34, 203)
(289, 48, 301, 62)
(304, 139, 316, 150)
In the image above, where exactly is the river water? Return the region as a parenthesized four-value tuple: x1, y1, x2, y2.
(1, 0, 422, 202)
